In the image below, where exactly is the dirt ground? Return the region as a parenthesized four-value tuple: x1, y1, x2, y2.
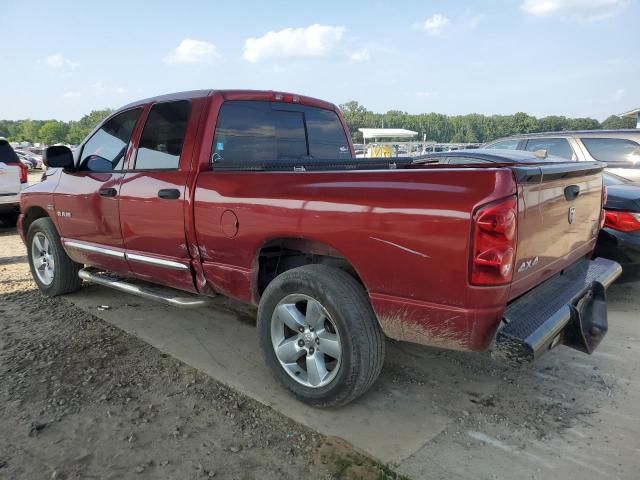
(0, 224, 403, 479)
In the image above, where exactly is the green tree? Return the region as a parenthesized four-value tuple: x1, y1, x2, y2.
(17, 120, 43, 143)
(39, 121, 69, 145)
(601, 115, 636, 129)
(65, 109, 112, 144)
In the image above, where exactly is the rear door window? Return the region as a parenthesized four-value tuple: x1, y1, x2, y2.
(524, 138, 574, 160)
(80, 108, 142, 171)
(581, 138, 640, 164)
(135, 100, 191, 170)
(212, 101, 350, 164)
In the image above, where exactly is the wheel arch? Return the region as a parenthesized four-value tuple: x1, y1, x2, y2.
(255, 237, 366, 299)
(22, 206, 52, 238)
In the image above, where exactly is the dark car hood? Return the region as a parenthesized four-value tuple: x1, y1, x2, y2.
(606, 184, 640, 212)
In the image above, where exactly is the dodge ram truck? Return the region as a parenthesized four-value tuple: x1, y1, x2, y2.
(18, 90, 621, 407)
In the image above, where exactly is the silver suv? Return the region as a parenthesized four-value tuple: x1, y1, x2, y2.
(482, 130, 640, 181)
(0, 138, 27, 224)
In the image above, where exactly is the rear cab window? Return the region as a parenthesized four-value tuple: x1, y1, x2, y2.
(524, 137, 575, 160)
(212, 101, 351, 165)
(0, 139, 19, 164)
(581, 138, 640, 165)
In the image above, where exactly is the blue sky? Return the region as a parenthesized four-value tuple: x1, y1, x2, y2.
(1, 0, 637, 121)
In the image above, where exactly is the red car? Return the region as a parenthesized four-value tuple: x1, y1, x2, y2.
(18, 90, 621, 407)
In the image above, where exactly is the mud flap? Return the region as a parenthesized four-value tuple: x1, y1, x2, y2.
(564, 281, 608, 354)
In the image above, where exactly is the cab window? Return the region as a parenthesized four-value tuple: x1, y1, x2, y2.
(80, 108, 141, 171)
(212, 101, 351, 165)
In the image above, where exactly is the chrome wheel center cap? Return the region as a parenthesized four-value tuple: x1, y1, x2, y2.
(303, 331, 316, 347)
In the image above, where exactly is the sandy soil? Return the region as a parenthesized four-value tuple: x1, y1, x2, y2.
(0, 226, 403, 479)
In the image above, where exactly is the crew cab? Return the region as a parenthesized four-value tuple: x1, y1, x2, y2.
(18, 90, 621, 407)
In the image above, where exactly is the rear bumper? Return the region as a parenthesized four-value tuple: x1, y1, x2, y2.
(495, 257, 622, 360)
(0, 194, 20, 215)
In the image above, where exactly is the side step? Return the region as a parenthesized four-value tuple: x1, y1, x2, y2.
(78, 267, 213, 308)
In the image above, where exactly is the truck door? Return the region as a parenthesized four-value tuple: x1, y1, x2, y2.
(118, 100, 198, 292)
(54, 108, 142, 274)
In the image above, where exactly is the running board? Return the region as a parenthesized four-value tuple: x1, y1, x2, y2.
(78, 267, 212, 308)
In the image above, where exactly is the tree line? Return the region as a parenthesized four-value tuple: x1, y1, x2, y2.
(0, 103, 635, 146)
(0, 109, 112, 146)
(339, 101, 636, 143)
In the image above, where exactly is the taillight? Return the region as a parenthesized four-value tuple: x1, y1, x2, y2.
(18, 162, 28, 183)
(604, 210, 640, 232)
(471, 196, 517, 286)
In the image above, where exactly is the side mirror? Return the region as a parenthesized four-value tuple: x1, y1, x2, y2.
(44, 145, 75, 170)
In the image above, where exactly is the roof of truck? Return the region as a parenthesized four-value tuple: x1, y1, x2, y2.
(118, 89, 336, 113)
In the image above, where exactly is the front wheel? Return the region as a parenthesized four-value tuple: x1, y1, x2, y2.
(27, 217, 82, 296)
(257, 265, 385, 407)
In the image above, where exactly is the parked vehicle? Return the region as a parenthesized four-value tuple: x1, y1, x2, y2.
(0, 138, 28, 224)
(593, 173, 640, 282)
(16, 151, 38, 169)
(482, 130, 640, 181)
(18, 91, 621, 407)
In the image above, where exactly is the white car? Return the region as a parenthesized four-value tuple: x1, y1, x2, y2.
(0, 138, 28, 224)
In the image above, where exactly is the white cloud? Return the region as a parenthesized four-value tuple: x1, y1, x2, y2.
(63, 82, 128, 99)
(43, 53, 79, 70)
(349, 48, 371, 63)
(413, 14, 450, 35)
(243, 24, 346, 62)
(163, 38, 221, 64)
(610, 88, 625, 102)
(521, 0, 627, 20)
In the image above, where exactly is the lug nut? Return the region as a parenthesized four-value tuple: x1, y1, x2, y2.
(298, 339, 304, 347)
(309, 326, 314, 332)
(298, 326, 304, 333)
(309, 347, 314, 354)
(315, 338, 320, 345)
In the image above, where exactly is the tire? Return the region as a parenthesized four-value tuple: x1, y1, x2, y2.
(257, 264, 385, 407)
(27, 217, 82, 296)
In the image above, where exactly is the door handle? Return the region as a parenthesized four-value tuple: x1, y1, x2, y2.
(158, 188, 180, 200)
(99, 187, 117, 198)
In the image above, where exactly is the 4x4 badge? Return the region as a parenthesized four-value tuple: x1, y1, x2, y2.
(518, 256, 539, 273)
(568, 206, 576, 224)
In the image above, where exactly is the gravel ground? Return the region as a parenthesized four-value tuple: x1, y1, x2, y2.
(0, 225, 404, 480)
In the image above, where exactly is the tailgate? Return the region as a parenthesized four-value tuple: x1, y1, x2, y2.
(510, 162, 604, 300)
(0, 162, 21, 195)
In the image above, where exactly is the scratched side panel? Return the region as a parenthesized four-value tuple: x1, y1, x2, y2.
(193, 167, 515, 329)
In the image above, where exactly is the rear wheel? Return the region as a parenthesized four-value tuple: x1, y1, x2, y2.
(27, 217, 82, 296)
(257, 265, 385, 407)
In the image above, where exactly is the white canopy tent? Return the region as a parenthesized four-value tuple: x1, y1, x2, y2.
(358, 128, 418, 143)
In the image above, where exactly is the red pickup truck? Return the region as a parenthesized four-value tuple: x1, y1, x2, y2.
(19, 90, 621, 407)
